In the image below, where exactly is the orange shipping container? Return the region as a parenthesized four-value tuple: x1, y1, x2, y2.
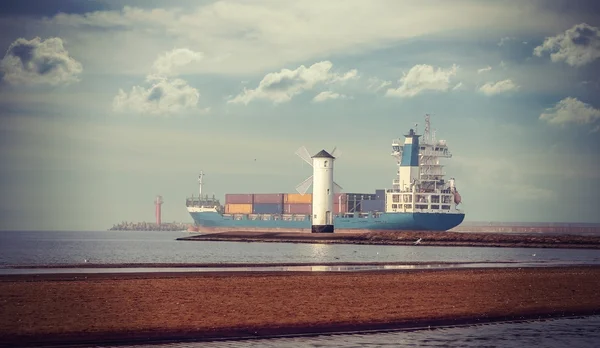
(225, 203, 253, 214)
(284, 193, 312, 204)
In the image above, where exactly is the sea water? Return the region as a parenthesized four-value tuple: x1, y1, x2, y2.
(1, 230, 600, 266)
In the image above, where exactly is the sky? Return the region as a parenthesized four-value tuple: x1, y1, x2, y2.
(0, 0, 599, 230)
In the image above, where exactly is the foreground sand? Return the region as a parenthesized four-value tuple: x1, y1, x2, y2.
(1, 267, 600, 346)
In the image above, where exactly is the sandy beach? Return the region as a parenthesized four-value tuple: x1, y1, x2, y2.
(1, 266, 600, 346)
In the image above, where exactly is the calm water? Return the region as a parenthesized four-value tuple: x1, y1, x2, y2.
(1, 230, 600, 266)
(105, 316, 600, 348)
(2, 230, 599, 347)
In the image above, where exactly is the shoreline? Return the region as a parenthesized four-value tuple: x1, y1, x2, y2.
(1, 260, 540, 270)
(2, 266, 600, 346)
(178, 231, 600, 249)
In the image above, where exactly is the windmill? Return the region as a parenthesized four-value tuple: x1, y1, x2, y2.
(294, 146, 343, 195)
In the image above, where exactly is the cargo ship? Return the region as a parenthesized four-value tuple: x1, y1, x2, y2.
(186, 114, 465, 233)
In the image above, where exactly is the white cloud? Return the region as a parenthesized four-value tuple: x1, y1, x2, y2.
(312, 91, 351, 103)
(0, 37, 82, 85)
(479, 79, 519, 96)
(366, 77, 391, 92)
(385, 64, 458, 98)
(451, 82, 464, 91)
(228, 61, 357, 104)
(151, 48, 203, 76)
(113, 76, 200, 115)
(113, 48, 205, 115)
(497, 36, 514, 47)
(540, 97, 600, 127)
(533, 23, 600, 67)
(39, 1, 581, 75)
(477, 66, 492, 74)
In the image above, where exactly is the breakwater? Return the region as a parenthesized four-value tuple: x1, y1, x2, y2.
(109, 221, 190, 231)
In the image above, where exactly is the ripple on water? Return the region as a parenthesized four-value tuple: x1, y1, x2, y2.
(103, 316, 600, 348)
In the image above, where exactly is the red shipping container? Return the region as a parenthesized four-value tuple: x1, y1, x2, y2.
(284, 203, 312, 214)
(253, 193, 284, 204)
(333, 202, 347, 214)
(225, 194, 253, 204)
(334, 193, 347, 204)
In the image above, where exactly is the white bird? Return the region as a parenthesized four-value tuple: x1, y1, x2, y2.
(414, 238, 422, 245)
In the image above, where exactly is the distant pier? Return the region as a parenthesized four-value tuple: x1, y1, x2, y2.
(109, 222, 191, 231)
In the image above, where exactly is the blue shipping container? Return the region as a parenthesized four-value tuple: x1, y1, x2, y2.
(252, 203, 283, 214)
(375, 189, 386, 200)
(361, 199, 385, 212)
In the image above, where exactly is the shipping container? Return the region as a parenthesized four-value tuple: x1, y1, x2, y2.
(333, 202, 347, 214)
(225, 203, 253, 214)
(285, 193, 312, 204)
(225, 194, 253, 204)
(252, 203, 283, 214)
(253, 193, 284, 204)
(334, 193, 347, 203)
(345, 193, 377, 201)
(361, 199, 385, 212)
(375, 189, 386, 201)
(284, 203, 312, 214)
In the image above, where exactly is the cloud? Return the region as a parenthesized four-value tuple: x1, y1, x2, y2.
(452, 82, 464, 91)
(151, 48, 203, 76)
(366, 77, 391, 92)
(228, 61, 357, 104)
(113, 76, 200, 115)
(497, 36, 514, 47)
(312, 91, 351, 103)
(479, 79, 519, 96)
(540, 97, 600, 128)
(0, 37, 82, 85)
(533, 23, 600, 67)
(385, 64, 458, 98)
(113, 48, 205, 115)
(477, 66, 492, 74)
(40, 1, 580, 75)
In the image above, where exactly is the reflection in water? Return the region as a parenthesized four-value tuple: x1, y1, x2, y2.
(107, 315, 600, 348)
(308, 243, 333, 264)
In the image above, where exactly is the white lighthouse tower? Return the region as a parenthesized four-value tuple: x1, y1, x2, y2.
(311, 150, 335, 233)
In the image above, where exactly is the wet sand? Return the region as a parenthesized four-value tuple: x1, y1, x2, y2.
(1, 266, 600, 346)
(179, 231, 600, 249)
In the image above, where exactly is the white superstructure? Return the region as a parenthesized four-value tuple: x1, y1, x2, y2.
(388, 114, 463, 214)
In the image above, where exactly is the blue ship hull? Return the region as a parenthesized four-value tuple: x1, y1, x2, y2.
(189, 211, 465, 233)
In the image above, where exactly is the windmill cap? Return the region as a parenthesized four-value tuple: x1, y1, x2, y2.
(312, 149, 335, 158)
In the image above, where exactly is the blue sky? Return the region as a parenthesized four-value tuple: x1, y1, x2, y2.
(1, 0, 599, 230)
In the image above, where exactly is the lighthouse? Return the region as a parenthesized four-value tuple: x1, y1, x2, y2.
(311, 150, 335, 233)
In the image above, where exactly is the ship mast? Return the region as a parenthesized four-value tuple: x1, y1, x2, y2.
(424, 114, 431, 144)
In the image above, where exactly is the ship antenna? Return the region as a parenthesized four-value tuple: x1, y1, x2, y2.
(198, 171, 205, 199)
(424, 114, 431, 144)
